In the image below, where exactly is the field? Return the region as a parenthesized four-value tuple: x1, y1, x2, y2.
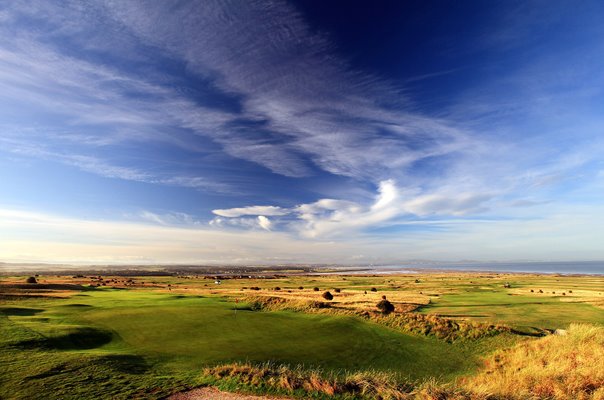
(1, 271, 603, 399)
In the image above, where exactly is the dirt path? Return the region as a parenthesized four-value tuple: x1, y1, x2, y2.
(168, 387, 293, 400)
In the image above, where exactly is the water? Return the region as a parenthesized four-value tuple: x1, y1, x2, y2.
(363, 261, 604, 275)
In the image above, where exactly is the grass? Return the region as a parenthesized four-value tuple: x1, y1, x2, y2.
(202, 324, 604, 399)
(464, 324, 604, 399)
(420, 288, 604, 333)
(0, 289, 478, 399)
(1, 272, 602, 399)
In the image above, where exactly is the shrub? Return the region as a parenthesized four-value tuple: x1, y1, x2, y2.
(322, 291, 333, 301)
(26, 276, 37, 284)
(274, 287, 281, 291)
(298, 286, 304, 290)
(313, 287, 319, 291)
(250, 286, 260, 290)
(334, 288, 341, 293)
(370, 287, 377, 292)
(376, 299, 394, 314)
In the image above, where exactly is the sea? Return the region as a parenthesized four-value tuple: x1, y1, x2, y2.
(355, 261, 604, 275)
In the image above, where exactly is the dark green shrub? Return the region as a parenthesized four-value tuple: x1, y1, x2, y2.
(26, 276, 37, 284)
(322, 291, 333, 301)
(376, 299, 394, 314)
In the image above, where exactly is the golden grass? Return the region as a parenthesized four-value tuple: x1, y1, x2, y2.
(204, 362, 419, 399)
(464, 324, 604, 399)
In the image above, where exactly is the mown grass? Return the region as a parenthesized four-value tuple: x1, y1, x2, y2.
(0, 289, 479, 399)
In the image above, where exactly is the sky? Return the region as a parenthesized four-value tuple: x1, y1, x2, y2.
(1, 0, 604, 265)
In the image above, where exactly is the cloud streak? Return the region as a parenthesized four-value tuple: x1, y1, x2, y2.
(213, 180, 496, 239)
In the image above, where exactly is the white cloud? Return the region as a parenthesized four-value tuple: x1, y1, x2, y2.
(208, 180, 495, 238)
(257, 215, 272, 231)
(1, 206, 603, 265)
(212, 205, 290, 218)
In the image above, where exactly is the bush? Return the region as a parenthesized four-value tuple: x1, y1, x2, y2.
(298, 286, 304, 290)
(26, 276, 37, 284)
(376, 299, 394, 314)
(274, 287, 281, 291)
(370, 287, 377, 292)
(334, 288, 341, 293)
(313, 287, 319, 291)
(322, 291, 333, 301)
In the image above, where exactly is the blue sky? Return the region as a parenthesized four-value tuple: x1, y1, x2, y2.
(1, 0, 603, 265)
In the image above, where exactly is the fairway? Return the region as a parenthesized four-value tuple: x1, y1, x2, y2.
(415, 278, 604, 332)
(1, 289, 478, 399)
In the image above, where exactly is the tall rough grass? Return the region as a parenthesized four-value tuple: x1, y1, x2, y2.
(464, 323, 604, 399)
(203, 362, 455, 399)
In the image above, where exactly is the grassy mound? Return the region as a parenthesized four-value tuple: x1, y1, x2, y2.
(464, 324, 604, 399)
(373, 313, 508, 342)
(245, 295, 508, 341)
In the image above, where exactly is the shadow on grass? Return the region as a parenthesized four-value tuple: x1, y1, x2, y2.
(15, 327, 113, 350)
(26, 354, 149, 381)
(97, 354, 150, 374)
(60, 304, 94, 308)
(0, 307, 45, 316)
(229, 306, 255, 311)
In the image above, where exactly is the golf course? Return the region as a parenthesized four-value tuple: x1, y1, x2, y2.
(1, 271, 603, 399)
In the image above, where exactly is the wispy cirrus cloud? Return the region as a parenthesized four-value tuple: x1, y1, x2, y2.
(99, 0, 479, 181)
(1, 135, 231, 193)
